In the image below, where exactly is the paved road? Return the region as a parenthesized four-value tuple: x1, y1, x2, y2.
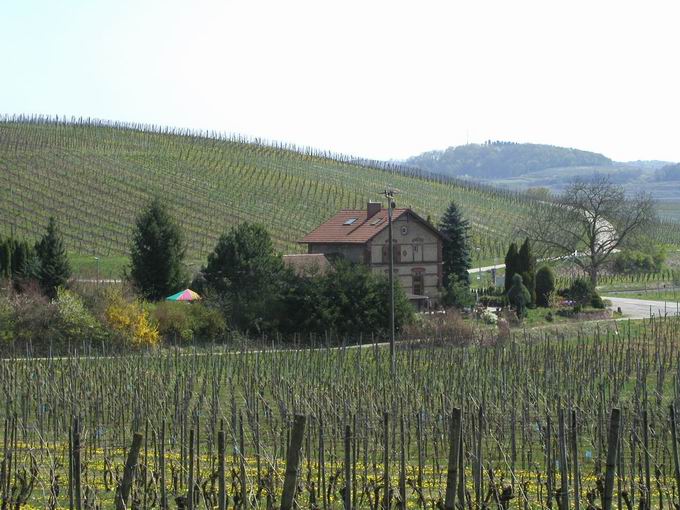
(466, 252, 617, 274)
(469, 264, 505, 273)
(604, 296, 680, 319)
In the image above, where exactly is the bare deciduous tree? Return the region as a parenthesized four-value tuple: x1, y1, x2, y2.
(523, 177, 655, 286)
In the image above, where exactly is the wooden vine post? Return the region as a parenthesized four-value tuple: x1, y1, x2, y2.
(280, 414, 307, 510)
(603, 409, 622, 510)
(344, 424, 352, 510)
(116, 432, 144, 510)
(571, 409, 581, 510)
(558, 409, 569, 510)
(73, 417, 82, 510)
(444, 408, 463, 510)
(218, 429, 227, 510)
(160, 421, 167, 510)
(670, 405, 680, 506)
(383, 412, 390, 510)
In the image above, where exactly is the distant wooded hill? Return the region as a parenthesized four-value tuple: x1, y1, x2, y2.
(406, 141, 613, 179)
(655, 163, 680, 181)
(405, 141, 680, 222)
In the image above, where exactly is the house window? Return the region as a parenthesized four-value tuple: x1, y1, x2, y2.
(413, 238, 424, 262)
(412, 270, 425, 296)
(382, 242, 402, 263)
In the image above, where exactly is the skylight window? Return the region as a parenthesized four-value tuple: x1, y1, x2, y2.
(343, 218, 358, 225)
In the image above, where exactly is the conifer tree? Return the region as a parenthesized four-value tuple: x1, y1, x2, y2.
(535, 265, 555, 307)
(11, 242, 26, 277)
(36, 217, 71, 298)
(0, 239, 10, 279)
(439, 202, 472, 288)
(129, 198, 187, 301)
(201, 222, 284, 333)
(507, 273, 531, 320)
(504, 242, 520, 293)
(518, 238, 536, 304)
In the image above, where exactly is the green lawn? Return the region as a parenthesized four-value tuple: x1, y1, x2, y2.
(69, 253, 129, 280)
(68, 254, 206, 280)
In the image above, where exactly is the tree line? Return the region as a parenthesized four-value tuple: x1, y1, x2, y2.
(0, 218, 71, 298)
(2, 197, 476, 346)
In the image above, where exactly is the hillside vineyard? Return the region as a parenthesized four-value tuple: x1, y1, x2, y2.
(0, 116, 554, 261)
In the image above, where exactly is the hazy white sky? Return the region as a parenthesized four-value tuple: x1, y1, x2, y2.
(2, 0, 679, 162)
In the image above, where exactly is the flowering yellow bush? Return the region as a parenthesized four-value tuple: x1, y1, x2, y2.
(104, 291, 159, 347)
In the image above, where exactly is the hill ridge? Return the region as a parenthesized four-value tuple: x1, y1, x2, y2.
(406, 140, 613, 179)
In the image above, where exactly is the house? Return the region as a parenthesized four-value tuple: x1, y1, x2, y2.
(300, 202, 443, 307)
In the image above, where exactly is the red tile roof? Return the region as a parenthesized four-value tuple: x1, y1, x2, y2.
(301, 208, 410, 244)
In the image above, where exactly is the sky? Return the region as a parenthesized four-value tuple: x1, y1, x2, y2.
(1, 0, 679, 162)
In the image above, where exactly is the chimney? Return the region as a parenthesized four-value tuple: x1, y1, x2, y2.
(367, 201, 381, 219)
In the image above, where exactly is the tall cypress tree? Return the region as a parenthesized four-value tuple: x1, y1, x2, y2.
(11, 242, 26, 277)
(535, 265, 555, 307)
(36, 217, 71, 298)
(439, 202, 472, 288)
(129, 198, 188, 301)
(518, 238, 536, 304)
(0, 238, 10, 279)
(504, 242, 520, 293)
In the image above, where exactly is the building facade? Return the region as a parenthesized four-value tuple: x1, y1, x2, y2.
(300, 203, 443, 306)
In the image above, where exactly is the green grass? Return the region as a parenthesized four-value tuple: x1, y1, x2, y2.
(513, 306, 613, 328)
(69, 253, 129, 279)
(68, 253, 208, 279)
(0, 118, 571, 261)
(519, 307, 568, 327)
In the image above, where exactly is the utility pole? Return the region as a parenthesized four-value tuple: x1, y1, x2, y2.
(380, 186, 399, 376)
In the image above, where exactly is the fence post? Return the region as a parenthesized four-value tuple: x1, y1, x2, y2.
(281, 414, 307, 510)
(116, 432, 144, 510)
(603, 409, 622, 510)
(445, 408, 462, 510)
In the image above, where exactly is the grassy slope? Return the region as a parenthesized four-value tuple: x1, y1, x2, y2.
(0, 120, 545, 262)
